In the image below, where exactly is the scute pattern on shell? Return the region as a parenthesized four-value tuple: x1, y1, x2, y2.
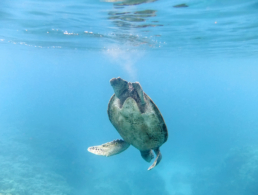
(108, 93, 168, 151)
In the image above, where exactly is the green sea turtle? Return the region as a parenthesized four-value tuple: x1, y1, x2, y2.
(88, 77, 168, 170)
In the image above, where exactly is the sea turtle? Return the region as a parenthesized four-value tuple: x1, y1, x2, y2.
(88, 77, 168, 170)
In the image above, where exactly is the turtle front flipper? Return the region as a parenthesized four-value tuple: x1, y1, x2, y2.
(132, 82, 146, 105)
(88, 139, 130, 157)
(147, 148, 162, 171)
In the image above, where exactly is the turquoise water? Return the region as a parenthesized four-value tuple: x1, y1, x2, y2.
(1, 0, 258, 194)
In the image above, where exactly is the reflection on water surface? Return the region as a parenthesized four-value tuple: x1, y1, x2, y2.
(104, 0, 157, 6)
(107, 0, 163, 31)
(108, 9, 163, 29)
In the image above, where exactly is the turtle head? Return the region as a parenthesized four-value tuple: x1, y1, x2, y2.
(110, 77, 129, 98)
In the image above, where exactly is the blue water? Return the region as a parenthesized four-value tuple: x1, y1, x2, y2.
(1, 0, 258, 194)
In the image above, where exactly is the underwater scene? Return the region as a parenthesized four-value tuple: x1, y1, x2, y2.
(1, 0, 258, 194)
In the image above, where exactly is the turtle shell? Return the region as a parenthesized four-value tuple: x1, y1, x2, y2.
(107, 93, 168, 151)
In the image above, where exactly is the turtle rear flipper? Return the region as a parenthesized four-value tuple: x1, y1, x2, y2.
(88, 139, 130, 157)
(148, 148, 162, 171)
(140, 150, 154, 162)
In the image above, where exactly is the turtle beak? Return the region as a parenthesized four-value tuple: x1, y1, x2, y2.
(110, 78, 117, 86)
(110, 77, 122, 86)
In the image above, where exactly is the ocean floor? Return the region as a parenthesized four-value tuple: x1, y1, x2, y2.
(0, 126, 71, 195)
